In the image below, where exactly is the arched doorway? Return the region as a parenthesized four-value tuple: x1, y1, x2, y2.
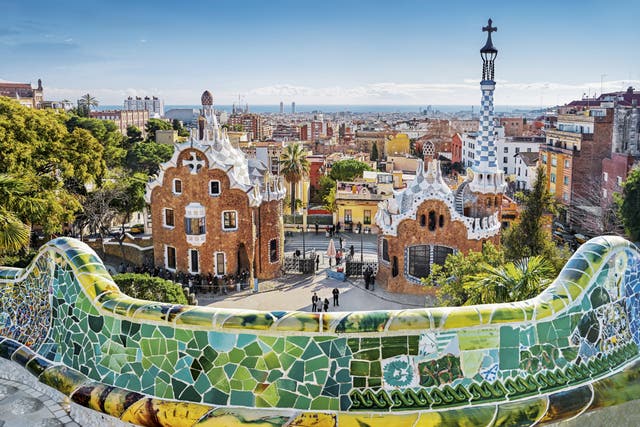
(237, 243, 250, 275)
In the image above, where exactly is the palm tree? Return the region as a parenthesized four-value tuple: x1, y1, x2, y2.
(464, 256, 554, 304)
(0, 175, 32, 254)
(280, 143, 310, 216)
(78, 93, 99, 115)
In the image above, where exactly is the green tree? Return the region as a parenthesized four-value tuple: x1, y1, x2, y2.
(616, 166, 640, 241)
(78, 93, 98, 116)
(433, 242, 504, 306)
(280, 143, 310, 215)
(329, 159, 373, 181)
(323, 186, 337, 213)
(172, 119, 190, 137)
(463, 256, 554, 305)
(502, 166, 556, 260)
(370, 142, 379, 162)
(125, 141, 173, 175)
(317, 176, 336, 205)
(66, 115, 126, 168)
(126, 125, 143, 147)
(113, 273, 188, 304)
(144, 118, 172, 142)
(0, 175, 35, 254)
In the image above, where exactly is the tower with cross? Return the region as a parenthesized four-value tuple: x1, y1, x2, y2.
(469, 18, 505, 201)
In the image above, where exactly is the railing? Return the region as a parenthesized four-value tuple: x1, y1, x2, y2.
(283, 256, 315, 274)
(344, 259, 378, 277)
(335, 192, 386, 201)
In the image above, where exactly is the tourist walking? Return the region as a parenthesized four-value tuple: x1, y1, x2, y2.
(315, 254, 320, 271)
(315, 223, 319, 234)
(323, 297, 330, 312)
(312, 293, 319, 312)
(332, 288, 340, 306)
(339, 236, 343, 249)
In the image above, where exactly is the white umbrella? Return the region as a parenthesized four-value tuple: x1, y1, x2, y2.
(326, 239, 337, 258)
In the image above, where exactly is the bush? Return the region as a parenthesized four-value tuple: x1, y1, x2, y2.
(113, 273, 188, 304)
(0, 249, 37, 268)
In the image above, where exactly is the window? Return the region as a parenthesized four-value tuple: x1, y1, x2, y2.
(433, 246, 454, 266)
(515, 147, 520, 153)
(428, 211, 436, 231)
(185, 217, 205, 235)
(503, 156, 508, 164)
(382, 238, 390, 262)
(165, 246, 176, 270)
(563, 176, 569, 185)
(173, 179, 182, 194)
(503, 167, 508, 174)
(438, 214, 445, 228)
(542, 154, 547, 164)
(550, 173, 556, 183)
(527, 148, 532, 152)
(408, 245, 430, 279)
(563, 192, 569, 202)
(269, 239, 279, 263)
(344, 209, 352, 223)
(603, 188, 608, 198)
(164, 208, 175, 227)
(420, 214, 426, 227)
(209, 180, 221, 196)
(392, 256, 398, 277)
(551, 156, 557, 167)
(215, 252, 226, 275)
(617, 176, 623, 186)
(564, 159, 570, 168)
(189, 249, 199, 273)
(363, 210, 371, 225)
(503, 147, 509, 153)
(222, 211, 237, 230)
(603, 172, 608, 182)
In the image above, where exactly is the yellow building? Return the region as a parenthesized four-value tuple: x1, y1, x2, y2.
(334, 180, 391, 233)
(384, 133, 411, 157)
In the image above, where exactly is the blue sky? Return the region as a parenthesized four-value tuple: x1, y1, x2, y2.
(1, 0, 638, 105)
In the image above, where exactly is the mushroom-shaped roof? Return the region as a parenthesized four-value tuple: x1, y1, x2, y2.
(201, 90, 213, 106)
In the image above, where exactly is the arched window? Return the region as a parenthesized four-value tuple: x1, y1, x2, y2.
(420, 214, 426, 227)
(439, 214, 445, 228)
(428, 211, 436, 231)
(486, 198, 492, 207)
(495, 196, 499, 206)
(392, 257, 399, 277)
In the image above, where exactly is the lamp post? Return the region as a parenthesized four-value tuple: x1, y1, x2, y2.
(360, 225, 364, 263)
(302, 205, 306, 259)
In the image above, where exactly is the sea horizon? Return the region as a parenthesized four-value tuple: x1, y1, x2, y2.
(96, 104, 547, 114)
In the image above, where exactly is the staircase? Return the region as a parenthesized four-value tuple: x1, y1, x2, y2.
(454, 181, 468, 214)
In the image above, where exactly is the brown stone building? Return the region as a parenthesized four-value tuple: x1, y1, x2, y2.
(146, 91, 286, 280)
(0, 79, 44, 108)
(89, 109, 150, 135)
(375, 19, 505, 295)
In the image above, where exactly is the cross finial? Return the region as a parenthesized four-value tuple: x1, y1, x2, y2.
(482, 18, 497, 34)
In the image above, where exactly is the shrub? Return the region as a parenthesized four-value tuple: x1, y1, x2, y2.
(113, 273, 188, 304)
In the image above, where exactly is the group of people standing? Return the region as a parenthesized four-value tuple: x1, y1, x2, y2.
(311, 288, 340, 312)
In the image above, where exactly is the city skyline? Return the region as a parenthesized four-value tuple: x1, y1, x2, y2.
(1, 0, 639, 106)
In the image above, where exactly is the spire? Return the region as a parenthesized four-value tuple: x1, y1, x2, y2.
(480, 19, 498, 82)
(469, 19, 505, 194)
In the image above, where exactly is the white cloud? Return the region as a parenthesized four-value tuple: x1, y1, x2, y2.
(41, 79, 640, 106)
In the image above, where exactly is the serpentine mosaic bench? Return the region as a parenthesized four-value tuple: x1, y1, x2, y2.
(1, 236, 640, 426)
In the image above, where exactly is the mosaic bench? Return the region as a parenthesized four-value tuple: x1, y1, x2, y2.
(1, 236, 640, 426)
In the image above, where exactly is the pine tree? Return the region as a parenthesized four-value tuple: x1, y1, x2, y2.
(370, 142, 379, 162)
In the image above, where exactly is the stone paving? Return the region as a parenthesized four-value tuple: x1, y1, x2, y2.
(198, 266, 428, 311)
(0, 378, 79, 427)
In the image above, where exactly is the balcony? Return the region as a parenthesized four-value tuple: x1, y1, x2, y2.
(186, 234, 206, 246)
(335, 192, 387, 201)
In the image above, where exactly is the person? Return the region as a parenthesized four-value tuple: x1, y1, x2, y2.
(370, 270, 376, 290)
(332, 288, 340, 306)
(349, 245, 355, 259)
(315, 254, 320, 271)
(328, 256, 333, 267)
(364, 266, 372, 290)
(295, 249, 301, 258)
(315, 222, 319, 235)
(336, 250, 342, 265)
(339, 236, 343, 249)
(323, 297, 330, 312)
(336, 221, 341, 234)
(312, 293, 319, 312)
